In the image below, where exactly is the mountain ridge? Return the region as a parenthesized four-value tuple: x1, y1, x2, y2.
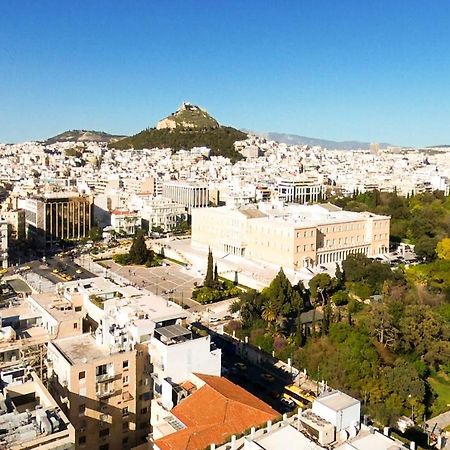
(45, 130, 126, 144)
(251, 131, 392, 150)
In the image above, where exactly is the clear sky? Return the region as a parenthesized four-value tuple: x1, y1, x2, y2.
(1, 0, 449, 146)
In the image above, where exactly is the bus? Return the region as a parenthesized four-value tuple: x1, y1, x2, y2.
(283, 385, 315, 407)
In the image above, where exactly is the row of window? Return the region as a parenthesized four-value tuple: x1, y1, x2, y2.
(79, 361, 129, 381)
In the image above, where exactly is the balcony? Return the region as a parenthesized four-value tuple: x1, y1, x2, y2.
(96, 372, 116, 383)
(96, 388, 121, 399)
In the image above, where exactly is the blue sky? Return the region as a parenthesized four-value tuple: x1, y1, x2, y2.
(1, 0, 449, 146)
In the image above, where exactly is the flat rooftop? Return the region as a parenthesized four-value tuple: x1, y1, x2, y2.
(337, 428, 407, 449)
(253, 424, 325, 450)
(30, 293, 82, 322)
(52, 333, 114, 365)
(315, 390, 360, 411)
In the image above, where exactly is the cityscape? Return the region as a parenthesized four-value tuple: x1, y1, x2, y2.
(1, 2, 450, 450)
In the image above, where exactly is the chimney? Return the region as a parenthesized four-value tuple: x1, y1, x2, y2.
(210, 444, 216, 450)
(383, 427, 389, 436)
(267, 420, 272, 433)
(231, 435, 236, 450)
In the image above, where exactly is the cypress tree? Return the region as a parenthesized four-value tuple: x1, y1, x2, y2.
(129, 230, 149, 265)
(204, 248, 214, 288)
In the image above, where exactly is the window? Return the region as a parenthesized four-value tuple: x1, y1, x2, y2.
(79, 404, 86, 415)
(99, 428, 109, 438)
(73, 322, 78, 329)
(122, 406, 129, 417)
(78, 436, 86, 445)
(139, 392, 151, 401)
(123, 422, 129, 431)
(123, 360, 129, 370)
(99, 445, 109, 450)
(141, 407, 148, 414)
(123, 375, 129, 385)
(75, 306, 82, 312)
(79, 371, 85, 380)
(96, 364, 107, 376)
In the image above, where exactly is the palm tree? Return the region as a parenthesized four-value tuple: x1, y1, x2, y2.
(262, 303, 277, 324)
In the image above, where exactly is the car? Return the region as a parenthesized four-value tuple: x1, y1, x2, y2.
(20, 265, 31, 271)
(0, 268, 8, 275)
(260, 373, 275, 382)
(52, 268, 60, 274)
(234, 362, 247, 371)
(280, 397, 296, 409)
(75, 269, 82, 274)
(223, 315, 233, 321)
(209, 317, 220, 324)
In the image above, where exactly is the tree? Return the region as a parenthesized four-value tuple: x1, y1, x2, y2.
(89, 226, 103, 243)
(204, 248, 214, 288)
(309, 273, 333, 304)
(262, 302, 277, 325)
(436, 238, 450, 260)
(415, 236, 437, 261)
(214, 263, 218, 282)
(129, 230, 149, 265)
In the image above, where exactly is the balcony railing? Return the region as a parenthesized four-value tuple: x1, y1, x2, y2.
(96, 388, 121, 399)
(96, 372, 116, 383)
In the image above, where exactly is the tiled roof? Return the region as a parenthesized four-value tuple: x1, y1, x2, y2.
(155, 374, 279, 450)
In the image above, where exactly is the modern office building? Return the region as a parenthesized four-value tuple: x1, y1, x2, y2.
(192, 203, 390, 269)
(20, 192, 93, 246)
(162, 181, 209, 214)
(277, 178, 325, 204)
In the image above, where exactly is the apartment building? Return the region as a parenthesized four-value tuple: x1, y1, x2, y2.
(47, 333, 147, 450)
(0, 219, 7, 268)
(19, 192, 93, 246)
(192, 203, 390, 269)
(162, 181, 208, 214)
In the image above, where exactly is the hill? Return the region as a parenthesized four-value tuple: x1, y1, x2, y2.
(45, 130, 126, 144)
(110, 103, 246, 161)
(254, 131, 391, 150)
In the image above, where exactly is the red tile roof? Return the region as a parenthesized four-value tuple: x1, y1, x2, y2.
(155, 374, 279, 450)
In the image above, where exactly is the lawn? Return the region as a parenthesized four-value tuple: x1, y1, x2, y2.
(428, 371, 450, 416)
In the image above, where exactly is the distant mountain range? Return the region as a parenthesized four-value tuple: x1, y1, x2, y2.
(110, 103, 246, 162)
(45, 130, 126, 145)
(253, 131, 391, 150)
(43, 107, 394, 153)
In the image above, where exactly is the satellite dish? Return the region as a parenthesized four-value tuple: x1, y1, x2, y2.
(338, 430, 348, 441)
(348, 426, 357, 438)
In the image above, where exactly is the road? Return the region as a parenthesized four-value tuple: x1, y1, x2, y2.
(211, 332, 295, 414)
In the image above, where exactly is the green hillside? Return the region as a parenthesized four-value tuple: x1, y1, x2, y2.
(110, 126, 246, 162)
